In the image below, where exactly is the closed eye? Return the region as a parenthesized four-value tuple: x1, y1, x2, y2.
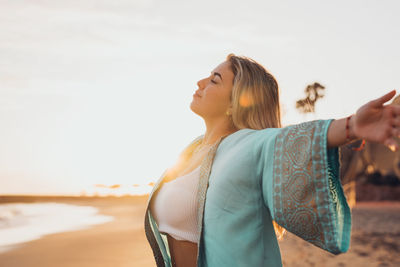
(211, 80, 217, 84)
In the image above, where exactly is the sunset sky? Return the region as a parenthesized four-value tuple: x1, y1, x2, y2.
(1, 0, 399, 195)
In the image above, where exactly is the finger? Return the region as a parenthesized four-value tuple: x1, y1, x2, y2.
(370, 90, 397, 108)
(392, 115, 400, 127)
(384, 138, 399, 152)
(392, 105, 400, 117)
(391, 127, 400, 138)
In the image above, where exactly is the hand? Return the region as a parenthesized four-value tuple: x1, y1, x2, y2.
(352, 90, 400, 151)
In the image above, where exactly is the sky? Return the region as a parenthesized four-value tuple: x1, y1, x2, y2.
(1, 0, 399, 195)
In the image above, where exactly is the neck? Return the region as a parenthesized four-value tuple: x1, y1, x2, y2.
(202, 117, 237, 145)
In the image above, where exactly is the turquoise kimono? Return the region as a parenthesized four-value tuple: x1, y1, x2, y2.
(144, 119, 351, 267)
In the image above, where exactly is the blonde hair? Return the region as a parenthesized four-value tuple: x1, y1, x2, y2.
(226, 53, 286, 240)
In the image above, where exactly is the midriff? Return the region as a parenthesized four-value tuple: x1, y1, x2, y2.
(167, 234, 198, 267)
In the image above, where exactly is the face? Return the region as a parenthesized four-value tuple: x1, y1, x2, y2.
(190, 60, 234, 120)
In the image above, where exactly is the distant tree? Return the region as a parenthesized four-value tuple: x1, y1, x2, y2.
(295, 82, 325, 113)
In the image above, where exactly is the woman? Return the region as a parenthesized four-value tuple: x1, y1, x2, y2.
(144, 54, 399, 267)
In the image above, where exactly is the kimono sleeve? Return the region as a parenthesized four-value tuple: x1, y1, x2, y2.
(260, 119, 351, 254)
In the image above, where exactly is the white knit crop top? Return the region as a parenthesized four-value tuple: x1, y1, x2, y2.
(151, 166, 201, 243)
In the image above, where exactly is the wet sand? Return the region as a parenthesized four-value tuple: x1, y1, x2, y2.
(0, 197, 399, 267)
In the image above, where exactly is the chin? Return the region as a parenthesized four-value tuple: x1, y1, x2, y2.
(190, 102, 203, 117)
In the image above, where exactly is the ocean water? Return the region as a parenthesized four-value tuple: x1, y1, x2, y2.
(0, 202, 114, 253)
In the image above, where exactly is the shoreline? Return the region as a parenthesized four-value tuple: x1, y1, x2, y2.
(0, 194, 150, 204)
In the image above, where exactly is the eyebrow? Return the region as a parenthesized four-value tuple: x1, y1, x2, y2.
(212, 72, 223, 81)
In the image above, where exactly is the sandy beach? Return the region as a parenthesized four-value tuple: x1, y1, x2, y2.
(0, 196, 399, 267)
(280, 202, 400, 267)
(0, 196, 155, 267)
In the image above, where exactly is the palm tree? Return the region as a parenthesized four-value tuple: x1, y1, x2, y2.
(295, 82, 325, 114)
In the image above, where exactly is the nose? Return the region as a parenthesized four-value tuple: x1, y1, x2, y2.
(197, 78, 207, 89)
(196, 79, 202, 89)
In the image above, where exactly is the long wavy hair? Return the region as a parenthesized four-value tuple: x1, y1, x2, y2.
(226, 53, 286, 240)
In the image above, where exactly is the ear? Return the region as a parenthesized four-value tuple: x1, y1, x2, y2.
(226, 106, 233, 116)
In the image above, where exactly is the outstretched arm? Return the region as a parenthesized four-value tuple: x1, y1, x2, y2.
(327, 90, 400, 151)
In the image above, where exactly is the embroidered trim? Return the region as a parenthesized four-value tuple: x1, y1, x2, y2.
(196, 136, 226, 266)
(273, 120, 339, 251)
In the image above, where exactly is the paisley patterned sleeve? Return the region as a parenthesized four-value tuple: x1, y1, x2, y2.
(263, 119, 351, 254)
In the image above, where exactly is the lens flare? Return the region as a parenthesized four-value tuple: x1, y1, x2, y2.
(239, 91, 254, 107)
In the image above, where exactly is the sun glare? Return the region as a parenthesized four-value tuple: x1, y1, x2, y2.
(78, 183, 153, 197)
(239, 91, 254, 107)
